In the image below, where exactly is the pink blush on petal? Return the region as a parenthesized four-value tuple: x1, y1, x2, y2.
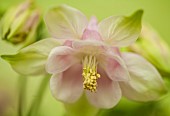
(81, 16, 103, 41)
(82, 29, 102, 41)
(50, 64, 84, 103)
(63, 40, 73, 47)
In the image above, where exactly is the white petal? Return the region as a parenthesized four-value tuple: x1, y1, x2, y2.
(86, 68, 121, 108)
(50, 64, 83, 103)
(44, 4, 88, 39)
(98, 10, 143, 47)
(46, 46, 77, 74)
(120, 52, 167, 101)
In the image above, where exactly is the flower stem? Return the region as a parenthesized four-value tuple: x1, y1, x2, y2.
(27, 75, 50, 116)
(18, 75, 27, 116)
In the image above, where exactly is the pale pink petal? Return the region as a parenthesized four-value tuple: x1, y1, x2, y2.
(50, 64, 83, 103)
(109, 47, 121, 56)
(46, 46, 77, 74)
(82, 29, 102, 41)
(82, 17, 102, 40)
(120, 52, 167, 101)
(44, 4, 88, 39)
(102, 51, 130, 81)
(87, 16, 98, 31)
(63, 40, 73, 47)
(86, 68, 121, 108)
(72, 40, 106, 55)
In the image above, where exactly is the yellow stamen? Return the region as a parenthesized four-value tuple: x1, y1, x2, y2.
(82, 55, 100, 92)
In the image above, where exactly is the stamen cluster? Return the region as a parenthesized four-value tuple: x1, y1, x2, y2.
(82, 56, 100, 92)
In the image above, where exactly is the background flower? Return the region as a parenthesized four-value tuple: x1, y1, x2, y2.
(127, 25, 170, 77)
(0, 0, 41, 46)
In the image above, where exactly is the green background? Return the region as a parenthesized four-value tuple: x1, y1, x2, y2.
(0, 0, 170, 116)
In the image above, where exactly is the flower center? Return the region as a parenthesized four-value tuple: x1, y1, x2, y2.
(82, 55, 100, 92)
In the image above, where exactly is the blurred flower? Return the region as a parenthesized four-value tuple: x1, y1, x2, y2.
(1, 4, 167, 111)
(0, 0, 41, 46)
(128, 25, 170, 77)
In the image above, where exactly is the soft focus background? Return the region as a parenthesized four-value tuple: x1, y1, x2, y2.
(0, 0, 170, 116)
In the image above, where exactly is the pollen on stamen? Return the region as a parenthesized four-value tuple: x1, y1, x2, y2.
(82, 55, 100, 92)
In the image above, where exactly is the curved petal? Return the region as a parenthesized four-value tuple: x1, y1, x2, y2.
(86, 68, 121, 108)
(50, 64, 83, 103)
(98, 10, 143, 47)
(120, 52, 167, 102)
(63, 40, 73, 47)
(72, 40, 106, 55)
(1, 39, 60, 76)
(44, 4, 88, 39)
(103, 51, 130, 81)
(46, 46, 77, 74)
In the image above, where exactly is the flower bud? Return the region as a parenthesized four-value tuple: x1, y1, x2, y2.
(0, 0, 41, 46)
(128, 25, 170, 76)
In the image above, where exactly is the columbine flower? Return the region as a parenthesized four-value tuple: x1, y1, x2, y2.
(0, 0, 40, 46)
(44, 5, 167, 108)
(2, 5, 167, 109)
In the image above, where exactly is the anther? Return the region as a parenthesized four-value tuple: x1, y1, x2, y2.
(82, 55, 100, 92)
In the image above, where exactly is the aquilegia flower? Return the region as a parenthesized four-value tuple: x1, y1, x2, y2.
(44, 5, 167, 108)
(2, 5, 167, 109)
